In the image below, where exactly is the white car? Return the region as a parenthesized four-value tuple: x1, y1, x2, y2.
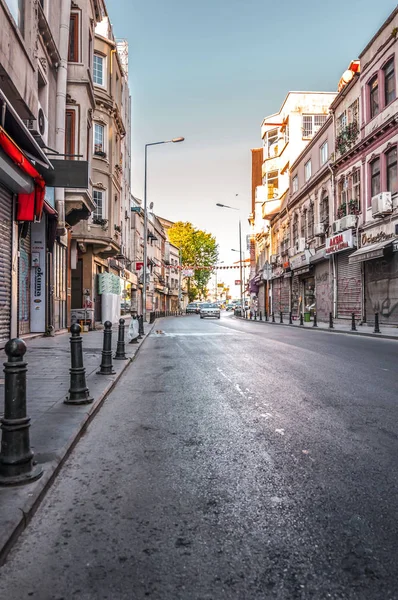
(200, 303, 221, 319)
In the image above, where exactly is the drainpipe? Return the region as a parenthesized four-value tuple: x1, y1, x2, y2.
(328, 163, 336, 317)
(54, 0, 70, 237)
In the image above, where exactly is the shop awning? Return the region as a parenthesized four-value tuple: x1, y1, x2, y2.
(348, 240, 393, 264)
(0, 89, 53, 170)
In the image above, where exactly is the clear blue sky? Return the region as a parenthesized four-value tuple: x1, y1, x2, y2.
(108, 0, 395, 291)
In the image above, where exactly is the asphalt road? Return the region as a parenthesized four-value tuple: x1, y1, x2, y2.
(1, 313, 398, 600)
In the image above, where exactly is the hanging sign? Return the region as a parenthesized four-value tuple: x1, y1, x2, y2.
(30, 219, 46, 332)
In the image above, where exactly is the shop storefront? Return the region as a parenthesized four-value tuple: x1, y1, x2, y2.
(290, 250, 314, 319)
(326, 229, 360, 319)
(271, 267, 290, 315)
(349, 226, 398, 325)
(18, 223, 31, 335)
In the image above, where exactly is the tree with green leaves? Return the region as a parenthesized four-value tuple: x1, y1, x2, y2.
(168, 221, 218, 301)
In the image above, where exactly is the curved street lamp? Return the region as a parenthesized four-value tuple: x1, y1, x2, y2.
(143, 137, 185, 322)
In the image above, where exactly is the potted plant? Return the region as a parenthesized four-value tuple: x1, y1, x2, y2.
(92, 217, 108, 229)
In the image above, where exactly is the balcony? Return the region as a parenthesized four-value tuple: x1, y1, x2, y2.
(262, 198, 283, 219)
(72, 219, 121, 258)
(335, 121, 359, 157)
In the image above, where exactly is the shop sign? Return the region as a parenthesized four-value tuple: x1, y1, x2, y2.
(290, 250, 312, 270)
(326, 230, 355, 255)
(262, 264, 272, 280)
(272, 266, 284, 278)
(361, 224, 398, 247)
(30, 219, 46, 333)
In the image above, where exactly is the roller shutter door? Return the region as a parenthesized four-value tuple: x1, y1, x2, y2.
(0, 184, 13, 347)
(337, 251, 361, 318)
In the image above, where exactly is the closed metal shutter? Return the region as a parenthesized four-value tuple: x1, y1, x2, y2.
(315, 260, 331, 322)
(291, 274, 300, 318)
(281, 277, 290, 314)
(272, 278, 281, 314)
(18, 224, 31, 335)
(0, 184, 13, 347)
(337, 251, 361, 318)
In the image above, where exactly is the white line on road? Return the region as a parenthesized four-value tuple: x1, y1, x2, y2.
(151, 332, 238, 337)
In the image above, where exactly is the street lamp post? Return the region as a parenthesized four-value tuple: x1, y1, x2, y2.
(143, 137, 184, 322)
(216, 202, 244, 313)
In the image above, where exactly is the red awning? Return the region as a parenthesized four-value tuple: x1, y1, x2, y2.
(0, 127, 46, 221)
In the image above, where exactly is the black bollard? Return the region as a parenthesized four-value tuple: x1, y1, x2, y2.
(272, 312, 275, 323)
(280, 312, 283, 324)
(313, 312, 318, 328)
(138, 315, 145, 338)
(289, 311, 293, 325)
(265, 311, 268, 322)
(351, 312, 357, 332)
(65, 324, 93, 405)
(259, 311, 262, 321)
(0, 339, 43, 486)
(300, 313, 304, 326)
(97, 321, 116, 375)
(329, 312, 334, 329)
(374, 312, 380, 333)
(254, 311, 257, 321)
(114, 318, 127, 360)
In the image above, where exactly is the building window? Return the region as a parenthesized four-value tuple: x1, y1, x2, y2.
(304, 160, 312, 182)
(320, 141, 328, 165)
(369, 76, 379, 119)
(264, 129, 279, 158)
(308, 204, 314, 238)
(301, 210, 307, 239)
(92, 190, 104, 220)
(370, 158, 381, 198)
(384, 59, 396, 106)
(267, 170, 279, 199)
(4, 0, 24, 31)
(320, 194, 329, 227)
(386, 146, 397, 196)
(302, 114, 327, 139)
(94, 123, 105, 156)
(352, 169, 361, 209)
(292, 175, 298, 193)
(65, 110, 76, 159)
(93, 53, 104, 86)
(292, 213, 299, 245)
(68, 12, 80, 62)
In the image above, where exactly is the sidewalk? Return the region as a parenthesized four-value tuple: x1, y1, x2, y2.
(0, 317, 156, 563)
(235, 314, 398, 340)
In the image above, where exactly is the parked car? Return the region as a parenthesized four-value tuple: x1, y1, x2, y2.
(200, 303, 221, 319)
(186, 303, 200, 314)
(225, 303, 235, 311)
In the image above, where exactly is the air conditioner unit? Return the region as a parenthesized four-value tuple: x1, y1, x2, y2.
(314, 223, 325, 237)
(288, 247, 296, 257)
(296, 237, 306, 253)
(270, 254, 277, 264)
(340, 215, 356, 230)
(372, 192, 392, 218)
(24, 102, 48, 147)
(332, 219, 341, 234)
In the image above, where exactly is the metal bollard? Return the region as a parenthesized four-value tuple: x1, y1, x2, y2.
(259, 311, 262, 321)
(114, 318, 127, 360)
(374, 312, 380, 333)
(254, 311, 257, 321)
(351, 312, 357, 332)
(300, 313, 304, 326)
(65, 324, 93, 405)
(0, 339, 43, 485)
(289, 311, 293, 325)
(329, 312, 334, 329)
(97, 321, 115, 375)
(313, 312, 318, 328)
(265, 311, 268, 322)
(280, 312, 283, 324)
(272, 312, 275, 323)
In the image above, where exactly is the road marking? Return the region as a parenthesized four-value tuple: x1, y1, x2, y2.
(236, 384, 245, 396)
(217, 367, 232, 382)
(150, 332, 237, 337)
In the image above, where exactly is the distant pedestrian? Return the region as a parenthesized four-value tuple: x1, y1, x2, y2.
(128, 311, 139, 344)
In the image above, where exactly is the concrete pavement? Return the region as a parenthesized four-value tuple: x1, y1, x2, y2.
(0, 317, 155, 563)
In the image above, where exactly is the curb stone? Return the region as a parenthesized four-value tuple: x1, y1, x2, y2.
(0, 320, 156, 566)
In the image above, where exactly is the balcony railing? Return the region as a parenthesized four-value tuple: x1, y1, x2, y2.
(335, 121, 359, 156)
